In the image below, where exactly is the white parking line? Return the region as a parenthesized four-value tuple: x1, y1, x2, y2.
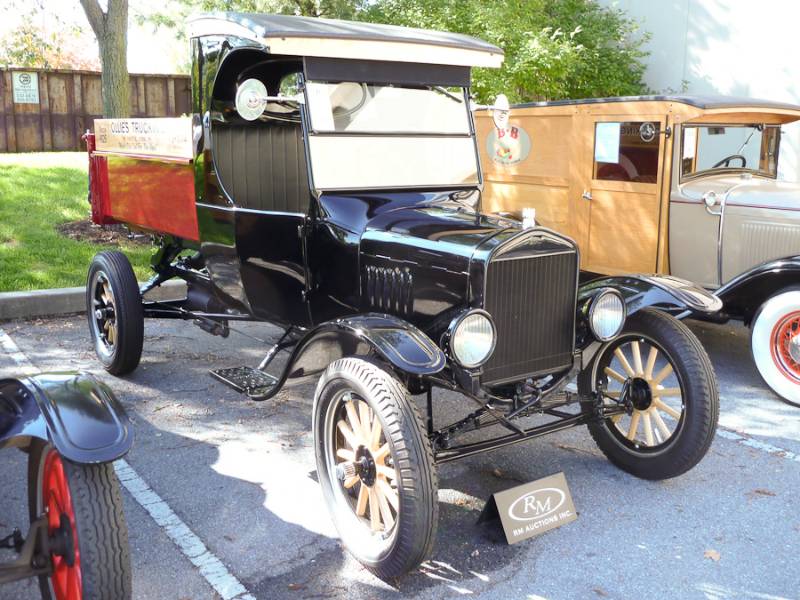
(717, 428, 800, 464)
(0, 327, 256, 600)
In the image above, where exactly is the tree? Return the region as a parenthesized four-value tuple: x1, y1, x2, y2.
(140, 0, 364, 34)
(360, 0, 649, 103)
(80, 0, 130, 117)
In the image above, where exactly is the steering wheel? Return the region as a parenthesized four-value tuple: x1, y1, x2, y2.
(712, 154, 747, 168)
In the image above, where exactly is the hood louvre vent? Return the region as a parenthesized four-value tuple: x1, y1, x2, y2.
(364, 266, 414, 315)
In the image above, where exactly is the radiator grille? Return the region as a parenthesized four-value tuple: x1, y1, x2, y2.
(482, 251, 577, 384)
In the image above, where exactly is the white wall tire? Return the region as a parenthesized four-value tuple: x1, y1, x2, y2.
(751, 290, 800, 407)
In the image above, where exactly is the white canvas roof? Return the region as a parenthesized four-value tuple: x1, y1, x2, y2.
(187, 13, 504, 68)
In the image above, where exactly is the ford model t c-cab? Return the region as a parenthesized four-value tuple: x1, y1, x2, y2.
(84, 14, 722, 577)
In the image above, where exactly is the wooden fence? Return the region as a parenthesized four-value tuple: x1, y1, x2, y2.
(0, 68, 191, 153)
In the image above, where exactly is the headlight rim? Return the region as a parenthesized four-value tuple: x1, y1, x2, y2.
(447, 309, 497, 369)
(588, 288, 626, 342)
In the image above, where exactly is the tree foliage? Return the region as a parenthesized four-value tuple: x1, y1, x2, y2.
(0, 9, 99, 70)
(360, 0, 649, 103)
(143, 0, 649, 103)
(141, 0, 364, 33)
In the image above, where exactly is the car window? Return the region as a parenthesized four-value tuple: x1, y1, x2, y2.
(593, 121, 662, 183)
(681, 125, 779, 178)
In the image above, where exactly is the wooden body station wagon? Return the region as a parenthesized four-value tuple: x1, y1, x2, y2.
(476, 96, 800, 406)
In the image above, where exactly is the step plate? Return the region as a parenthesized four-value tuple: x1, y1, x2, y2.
(210, 367, 278, 398)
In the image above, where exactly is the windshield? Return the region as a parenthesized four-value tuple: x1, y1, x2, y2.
(305, 81, 479, 191)
(681, 124, 780, 179)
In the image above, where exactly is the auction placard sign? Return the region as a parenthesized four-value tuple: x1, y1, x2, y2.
(94, 117, 194, 160)
(479, 472, 577, 544)
(12, 71, 39, 104)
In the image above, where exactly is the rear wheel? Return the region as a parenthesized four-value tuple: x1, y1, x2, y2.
(28, 441, 131, 600)
(579, 309, 719, 480)
(313, 358, 438, 579)
(751, 290, 800, 408)
(86, 251, 143, 375)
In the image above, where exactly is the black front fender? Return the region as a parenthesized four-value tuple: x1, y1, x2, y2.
(579, 274, 722, 317)
(258, 313, 446, 399)
(0, 372, 132, 463)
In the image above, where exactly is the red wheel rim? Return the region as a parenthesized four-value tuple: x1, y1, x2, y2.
(770, 311, 800, 382)
(42, 450, 82, 600)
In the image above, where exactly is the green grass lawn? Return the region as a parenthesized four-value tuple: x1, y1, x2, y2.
(0, 152, 153, 291)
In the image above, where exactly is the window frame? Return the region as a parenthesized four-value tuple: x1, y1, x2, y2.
(678, 123, 781, 183)
(591, 120, 664, 185)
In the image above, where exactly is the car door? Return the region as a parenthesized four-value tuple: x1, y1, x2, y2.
(572, 114, 669, 275)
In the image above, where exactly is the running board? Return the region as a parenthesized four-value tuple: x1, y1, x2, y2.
(210, 367, 278, 399)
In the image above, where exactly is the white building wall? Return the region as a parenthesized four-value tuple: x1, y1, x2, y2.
(599, 0, 800, 181)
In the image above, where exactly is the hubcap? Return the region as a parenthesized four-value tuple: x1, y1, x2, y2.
(599, 337, 685, 449)
(331, 392, 398, 534)
(42, 450, 82, 600)
(771, 312, 800, 381)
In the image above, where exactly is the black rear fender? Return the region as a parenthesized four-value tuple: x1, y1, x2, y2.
(0, 372, 132, 463)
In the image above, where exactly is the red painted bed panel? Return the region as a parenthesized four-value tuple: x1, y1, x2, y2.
(104, 155, 199, 242)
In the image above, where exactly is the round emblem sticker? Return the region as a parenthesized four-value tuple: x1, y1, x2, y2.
(487, 125, 531, 166)
(639, 122, 657, 143)
(18, 73, 31, 86)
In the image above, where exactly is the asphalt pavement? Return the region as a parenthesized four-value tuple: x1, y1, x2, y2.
(1, 315, 798, 600)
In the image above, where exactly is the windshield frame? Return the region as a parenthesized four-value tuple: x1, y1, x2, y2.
(301, 78, 483, 192)
(679, 123, 781, 182)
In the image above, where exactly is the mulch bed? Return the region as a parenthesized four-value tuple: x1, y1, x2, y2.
(56, 220, 150, 247)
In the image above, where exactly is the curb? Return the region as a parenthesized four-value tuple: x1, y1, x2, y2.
(0, 280, 187, 322)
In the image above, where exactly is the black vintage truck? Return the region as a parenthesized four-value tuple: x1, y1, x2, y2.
(84, 13, 721, 578)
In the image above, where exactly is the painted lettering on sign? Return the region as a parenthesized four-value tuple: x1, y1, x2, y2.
(94, 117, 194, 160)
(12, 71, 39, 104)
(508, 487, 565, 521)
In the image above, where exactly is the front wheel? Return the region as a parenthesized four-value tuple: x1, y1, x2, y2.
(28, 441, 131, 599)
(313, 358, 438, 579)
(579, 309, 719, 480)
(751, 290, 800, 408)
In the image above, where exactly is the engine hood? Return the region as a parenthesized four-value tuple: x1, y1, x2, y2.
(359, 204, 518, 322)
(680, 173, 800, 209)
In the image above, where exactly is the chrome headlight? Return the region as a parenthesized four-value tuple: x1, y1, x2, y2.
(589, 289, 626, 341)
(449, 310, 496, 368)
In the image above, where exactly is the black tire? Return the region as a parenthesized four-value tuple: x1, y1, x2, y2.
(579, 309, 719, 480)
(86, 251, 143, 375)
(28, 441, 132, 600)
(313, 357, 438, 579)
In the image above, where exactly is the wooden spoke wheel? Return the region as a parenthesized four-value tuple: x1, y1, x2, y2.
(86, 251, 143, 376)
(333, 392, 399, 534)
(90, 273, 118, 355)
(600, 336, 685, 451)
(314, 358, 437, 579)
(28, 441, 131, 600)
(579, 309, 719, 480)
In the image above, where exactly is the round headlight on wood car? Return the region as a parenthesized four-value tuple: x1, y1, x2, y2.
(449, 310, 496, 368)
(589, 289, 626, 341)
